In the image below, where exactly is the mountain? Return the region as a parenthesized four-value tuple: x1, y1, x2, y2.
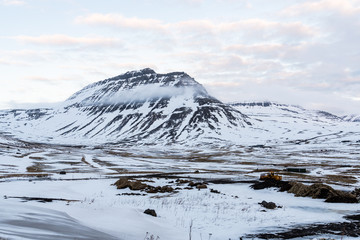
(1, 70, 359, 146)
(342, 114, 360, 122)
(230, 102, 360, 144)
(0, 68, 251, 145)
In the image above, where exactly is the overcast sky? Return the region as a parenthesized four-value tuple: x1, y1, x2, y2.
(1, 0, 360, 115)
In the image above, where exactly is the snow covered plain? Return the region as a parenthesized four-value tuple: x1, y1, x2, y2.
(0, 131, 359, 240)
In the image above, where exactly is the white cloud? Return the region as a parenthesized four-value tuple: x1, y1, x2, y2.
(281, 0, 360, 16)
(1, 0, 25, 6)
(11, 34, 122, 47)
(0, 58, 29, 66)
(75, 13, 317, 41)
(75, 14, 165, 31)
(1, 1, 360, 115)
(81, 84, 201, 105)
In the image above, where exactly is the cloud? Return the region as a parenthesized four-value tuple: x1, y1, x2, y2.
(217, 19, 315, 38)
(75, 13, 317, 41)
(0, 58, 29, 66)
(79, 84, 202, 106)
(11, 34, 122, 47)
(75, 14, 165, 31)
(282, 0, 360, 16)
(1, 0, 25, 6)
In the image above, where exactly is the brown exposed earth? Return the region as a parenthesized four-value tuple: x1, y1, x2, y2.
(113, 178, 175, 194)
(251, 179, 358, 203)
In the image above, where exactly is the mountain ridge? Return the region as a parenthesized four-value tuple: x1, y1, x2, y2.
(0, 69, 251, 145)
(0, 69, 359, 146)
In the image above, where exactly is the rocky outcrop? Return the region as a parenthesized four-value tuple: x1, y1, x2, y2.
(251, 180, 358, 203)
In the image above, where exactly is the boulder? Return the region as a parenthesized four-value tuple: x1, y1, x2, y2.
(259, 201, 277, 209)
(144, 209, 157, 217)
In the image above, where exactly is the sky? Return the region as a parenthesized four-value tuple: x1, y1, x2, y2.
(1, 0, 360, 115)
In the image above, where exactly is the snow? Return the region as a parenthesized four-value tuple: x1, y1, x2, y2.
(1, 176, 358, 240)
(0, 71, 360, 239)
(1, 74, 360, 147)
(0, 140, 359, 239)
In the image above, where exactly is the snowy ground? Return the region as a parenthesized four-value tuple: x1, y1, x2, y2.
(0, 136, 359, 240)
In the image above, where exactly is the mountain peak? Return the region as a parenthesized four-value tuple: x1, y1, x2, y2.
(66, 69, 207, 106)
(121, 68, 156, 78)
(0, 69, 251, 145)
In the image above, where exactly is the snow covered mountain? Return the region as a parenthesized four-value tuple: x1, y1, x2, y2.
(231, 102, 360, 145)
(0, 68, 251, 145)
(342, 114, 360, 122)
(0, 69, 359, 146)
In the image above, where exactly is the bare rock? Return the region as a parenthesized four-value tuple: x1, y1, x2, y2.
(144, 209, 157, 217)
(114, 178, 148, 190)
(259, 201, 277, 209)
(196, 184, 207, 189)
(288, 182, 358, 203)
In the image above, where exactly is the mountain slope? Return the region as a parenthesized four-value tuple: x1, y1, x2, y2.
(0, 69, 251, 145)
(231, 102, 360, 144)
(1, 71, 359, 146)
(342, 114, 360, 122)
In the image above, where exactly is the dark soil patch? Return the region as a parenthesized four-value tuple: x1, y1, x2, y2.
(345, 214, 360, 221)
(325, 174, 357, 184)
(4, 196, 79, 203)
(144, 209, 157, 217)
(26, 164, 44, 173)
(0, 173, 49, 179)
(250, 179, 292, 191)
(29, 156, 45, 160)
(118, 193, 146, 196)
(210, 189, 220, 194)
(258, 201, 280, 209)
(188, 181, 208, 189)
(247, 221, 360, 239)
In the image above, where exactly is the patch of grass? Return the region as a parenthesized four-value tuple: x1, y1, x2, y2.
(325, 174, 357, 184)
(26, 163, 44, 172)
(92, 158, 117, 167)
(0, 173, 49, 179)
(29, 156, 45, 160)
(188, 157, 226, 163)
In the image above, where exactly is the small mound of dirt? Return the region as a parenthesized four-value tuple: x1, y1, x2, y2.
(146, 185, 174, 193)
(176, 179, 191, 184)
(113, 178, 174, 193)
(251, 180, 358, 203)
(144, 209, 157, 217)
(196, 184, 207, 189)
(188, 181, 208, 188)
(114, 178, 148, 191)
(288, 182, 358, 203)
(259, 201, 277, 209)
(210, 189, 220, 194)
(352, 188, 360, 201)
(250, 179, 291, 191)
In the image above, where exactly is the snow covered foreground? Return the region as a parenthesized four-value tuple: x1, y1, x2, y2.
(0, 139, 359, 240)
(1, 179, 358, 240)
